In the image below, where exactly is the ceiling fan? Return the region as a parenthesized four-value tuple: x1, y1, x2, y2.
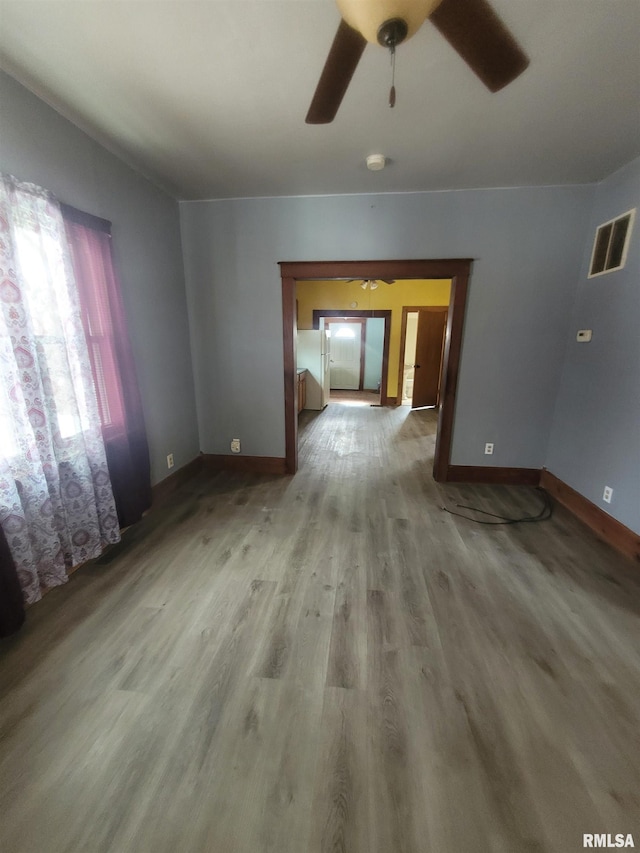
(306, 0, 529, 124)
(349, 278, 396, 290)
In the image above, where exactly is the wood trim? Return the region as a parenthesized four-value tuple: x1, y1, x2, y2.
(541, 470, 640, 563)
(152, 455, 203, 505)
(202, 454, 288, 475)
(313, 310, 391, 329)
(446, 466, 541, 485)
(374, 309, 395, 406)
(380, 308, 391, 404)
(282, 275, 298, 474)
(280, 259, 473, 280)
(282, 260, 472, 478)
(312, 309, 391, 326)
(432, 268, 471, 481)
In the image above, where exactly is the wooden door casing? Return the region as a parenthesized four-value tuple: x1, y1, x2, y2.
(280, 260, 472, 480)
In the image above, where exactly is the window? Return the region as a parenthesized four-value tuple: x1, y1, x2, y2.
(588, 208, 635, 278)
(61, 206, 126, 436)
(1, 174, 150, 591)
(61, 203, 152, 528)
(9, 217, 90, 443)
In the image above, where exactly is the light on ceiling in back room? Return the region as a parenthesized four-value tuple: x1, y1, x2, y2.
(366, 154, 386, 171)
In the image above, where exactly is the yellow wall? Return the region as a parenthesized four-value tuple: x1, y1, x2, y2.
(296, 279, 451, 398)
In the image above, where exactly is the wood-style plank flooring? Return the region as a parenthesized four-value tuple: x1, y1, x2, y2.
(1, 402, 639, 853)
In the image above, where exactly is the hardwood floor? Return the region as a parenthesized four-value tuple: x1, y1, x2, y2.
(327, 389, 380, 406)
(1, 403, 639, 853)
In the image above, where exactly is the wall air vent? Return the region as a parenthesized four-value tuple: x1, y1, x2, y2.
(588, 208, 635, 278)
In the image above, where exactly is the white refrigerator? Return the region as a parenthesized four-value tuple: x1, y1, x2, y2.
(297, 330, 330, 410)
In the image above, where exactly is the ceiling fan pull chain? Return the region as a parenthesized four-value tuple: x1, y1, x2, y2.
(389, 45, 396, 108)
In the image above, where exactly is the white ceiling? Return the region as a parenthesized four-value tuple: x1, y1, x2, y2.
(1, 0, 639, 201)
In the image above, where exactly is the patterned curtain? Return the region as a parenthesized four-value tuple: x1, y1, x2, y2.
(0, 174, 120, 606)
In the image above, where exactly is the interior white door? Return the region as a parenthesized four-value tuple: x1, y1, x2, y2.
(329, 323, 361, 390)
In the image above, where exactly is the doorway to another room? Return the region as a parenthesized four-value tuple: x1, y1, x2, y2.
(326, 320, 364, 391)
(315, 312, 390, 407)
(398, 307, 448, 409)
(280, 259, 472, 478)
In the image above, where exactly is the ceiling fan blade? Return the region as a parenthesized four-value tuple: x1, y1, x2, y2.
(306, 19, 367, 124)
(381, 279, 396, 284)
(429, 0, 529, 93)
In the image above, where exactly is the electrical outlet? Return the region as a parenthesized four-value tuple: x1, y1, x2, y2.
(484, 443, 494, 455)
(603, 486, 613, 504)
(230, 438, 241, 454)
(166, 453, 174, 469)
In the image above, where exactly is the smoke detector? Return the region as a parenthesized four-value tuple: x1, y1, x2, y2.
(366, 154, 386, 171)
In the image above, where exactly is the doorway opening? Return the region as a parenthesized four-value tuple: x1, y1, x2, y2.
(325, 319, 365, 393)
(280, 259, 473, 479)
(312, 309, 392, 408)
(398, 306, 448, 409)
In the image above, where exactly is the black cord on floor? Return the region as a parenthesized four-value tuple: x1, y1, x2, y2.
(441, 487, 553, 525)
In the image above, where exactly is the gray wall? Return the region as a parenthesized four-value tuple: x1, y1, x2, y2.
(546, 158, 640, 533)
(364, 318, 385, 391)
(0, 71, 199, 484)
(180, 185, 594, 467)
(3, 70, 634, 534)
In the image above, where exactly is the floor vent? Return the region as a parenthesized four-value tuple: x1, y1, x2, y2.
(588, 208, 635, 278)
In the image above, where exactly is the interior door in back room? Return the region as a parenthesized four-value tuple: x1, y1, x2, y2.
(412, 308, 448, 408)
(329, 322, 362, 390)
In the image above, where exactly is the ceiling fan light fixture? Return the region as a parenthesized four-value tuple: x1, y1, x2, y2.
(335, 0, 442, 46)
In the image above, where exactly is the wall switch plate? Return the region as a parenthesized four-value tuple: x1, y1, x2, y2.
(484, 443, 494, 455)
(603, 486, 613, 503)
(230, 438, 241, 454)
(166, 453, 174, 469)
(576, 329, 592, 342)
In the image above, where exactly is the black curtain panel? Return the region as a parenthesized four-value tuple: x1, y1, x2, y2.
(0, 522, 25, 637)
